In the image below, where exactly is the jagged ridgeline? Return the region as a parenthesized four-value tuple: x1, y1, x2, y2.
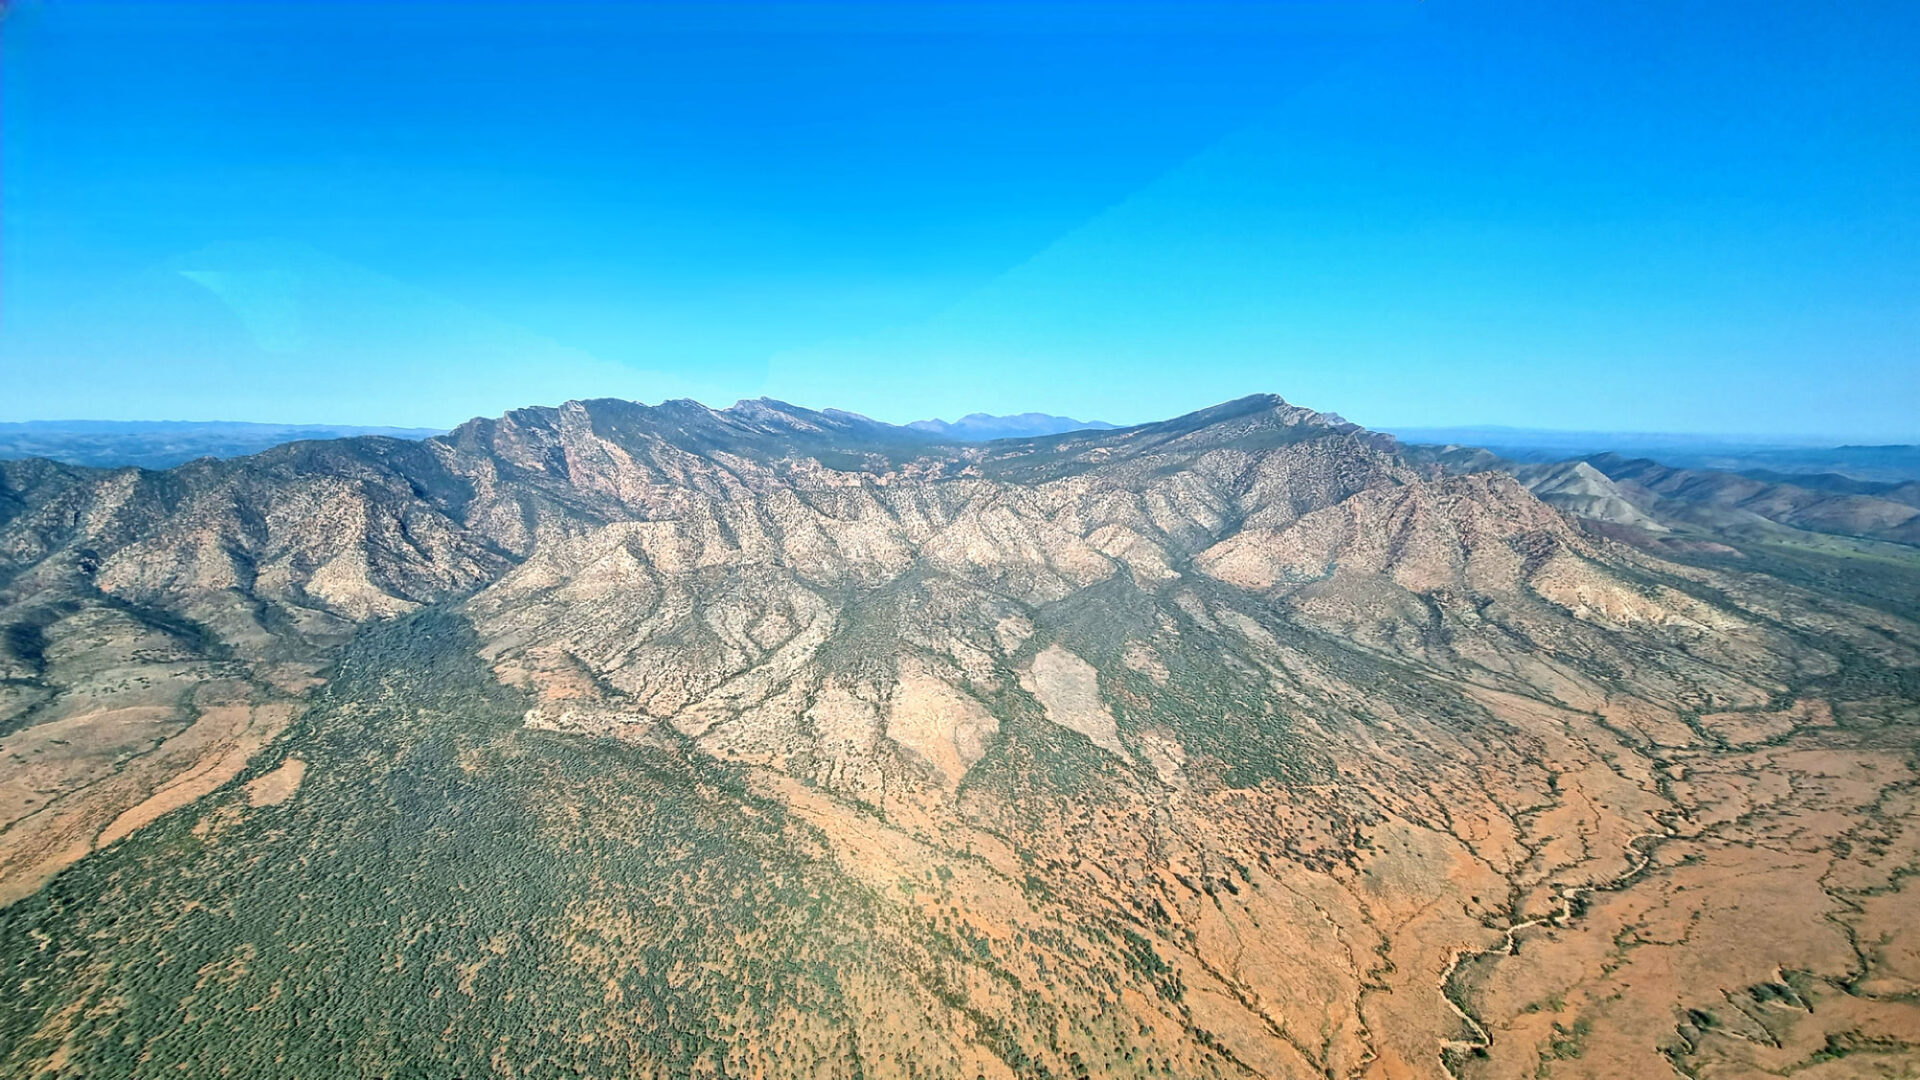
(1, 395, 1917, 1079)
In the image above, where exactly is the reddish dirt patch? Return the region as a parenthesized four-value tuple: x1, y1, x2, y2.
(245, 757, 308, 807)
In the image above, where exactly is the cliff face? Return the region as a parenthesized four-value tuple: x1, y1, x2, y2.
(2, 394, 1917, 1079)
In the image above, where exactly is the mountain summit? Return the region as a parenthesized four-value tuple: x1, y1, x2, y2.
(1, 394, 1915, 1079)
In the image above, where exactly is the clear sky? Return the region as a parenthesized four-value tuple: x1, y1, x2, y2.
(2, 0, 1916, 436)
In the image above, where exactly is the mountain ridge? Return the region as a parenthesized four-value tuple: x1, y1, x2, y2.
(1, 392, 1916, 1079)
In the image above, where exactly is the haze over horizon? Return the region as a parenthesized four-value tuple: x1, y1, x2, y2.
(4, 1, 1917, 436)
(2, 400, 1916, 449)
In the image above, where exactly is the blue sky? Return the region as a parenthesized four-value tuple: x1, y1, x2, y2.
(2, 1, 1915, 436)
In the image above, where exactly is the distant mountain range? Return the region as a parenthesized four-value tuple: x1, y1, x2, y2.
(0, 420, 443, 469)
(1387, 425, 1920, 482)
(0, 411, 1115, 469)
(904, 411, 1118, 440)
(1402, 441, 1920, 553)
(14, 414, 1915, 482)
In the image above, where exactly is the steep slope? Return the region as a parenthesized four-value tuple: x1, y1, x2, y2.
(1, 394, 1917, 1080)
(1506, 460, 1668, 532)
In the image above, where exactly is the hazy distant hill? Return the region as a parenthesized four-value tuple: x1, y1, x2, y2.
(0, 411, 1119, 467)
(905, 411, 1117, 440)
(0, 420, 443, 469)
(1387, 425, 1920, 482)
(1706, 444, 1920, 483)
(1407, 437, 1920, 550)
